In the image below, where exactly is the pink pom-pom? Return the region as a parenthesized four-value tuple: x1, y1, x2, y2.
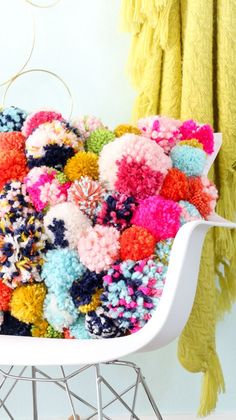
(131, 195, 181, 241)
(99, 134, 171, 190)
(137, 116, 182, 153)
(72, 115, 104, 139)
(179, 120, 214, 154)
(22, 110, 63, 137)
(77, 225, 120, 273)
(201, 176, 218, 214)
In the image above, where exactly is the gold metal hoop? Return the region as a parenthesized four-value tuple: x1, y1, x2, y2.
(25, 0, 61, 8)
(0, 1, 35, 87)
(2, 68, 74, 119)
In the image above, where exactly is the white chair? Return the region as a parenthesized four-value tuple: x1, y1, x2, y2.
(0, 134, 235, 420)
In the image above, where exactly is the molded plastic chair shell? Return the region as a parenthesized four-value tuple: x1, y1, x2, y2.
(0, 134, 235, 366)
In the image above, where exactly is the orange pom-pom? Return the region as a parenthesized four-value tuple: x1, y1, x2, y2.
(0, 280, 12, 311)
(160, 168, 189, 201)
(0, 132, 26, 151)
(188, 177, 211, 218)
(120, 226, 156, 261)
(0, 149, 28, 190)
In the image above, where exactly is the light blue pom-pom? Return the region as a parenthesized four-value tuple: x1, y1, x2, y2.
(43, 292, 78, 332)
(179, 200, 202, 225)
(69, 316, 90, 339)
(171, 145, 206, 176)
(42, 248, 86, 295)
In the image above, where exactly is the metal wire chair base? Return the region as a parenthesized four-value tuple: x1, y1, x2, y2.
(0, 360, 163, 420)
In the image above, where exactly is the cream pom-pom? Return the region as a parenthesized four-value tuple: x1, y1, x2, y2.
(99, 134, 171, 190)
(44, 202, 91, 249)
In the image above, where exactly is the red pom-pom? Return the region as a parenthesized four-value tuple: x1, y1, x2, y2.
(0, 132, 25, 151)
(63, 328, 75, 339)
(188, 177, 211, 218)
(160, 168, 189, 201)
(0, 280, 12, 311)
(0, 149, 28, 191)
(120, 226, 156, 261)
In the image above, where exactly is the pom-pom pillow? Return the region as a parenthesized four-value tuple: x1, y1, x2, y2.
(0, 109, 217, 339)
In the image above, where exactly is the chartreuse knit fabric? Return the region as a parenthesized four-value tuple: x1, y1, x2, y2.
(121, 0, 236, 416)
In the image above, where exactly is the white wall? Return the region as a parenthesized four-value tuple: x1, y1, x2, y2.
(0, 1, 235, 419)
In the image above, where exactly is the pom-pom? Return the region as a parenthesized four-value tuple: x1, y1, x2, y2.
(0, 312, 31, 336)
(22, 110, 63, 137)
(114, 124, 141, 137)
(68, 316, 90, 339)
(42, 248, 86, 295)
(44, 324, 63, 338)
(99, 134, 171, 190)
(77, 225, 120, 273)
(85, 307, 126, 338)
(0, 131, 26, 151)
(0, 148, 28, 191)
(26, 120, 83, 169)
(0, 106, 27, 132)
(137, 115, 182, 153)
(154, 239, 174, 265)
(132, 195, 181, 241)
(68, 177, 106, 218)
(31, 319, 49, 337)
(114, 157, 164, 199)
(25, 166, 71, 212)
(187, 177, 217, 218)
(64, 151, 99, 181)
(0, 213, 48, 288)
(96, 193, 137, 231)
(160, 168, 189, 201)
(86, 129, 115, 154)
(72, 115, 104, 139)
(171, 145, 207, 177)
(179, 120, 214, 154)
(0, 311, 3, 328)
(179, 200, 202, 224)
(70, 269, 104, 313)
(0, 181, 33, 223)
(10, 283, 46, 324)
(43, 292, 78, 332)
(120, 226, 156, 261)
(0, 280, 12, 311)
(44, 202, 91, 249)
(179, 139, 203, 149)
(101, 259, 167, 332)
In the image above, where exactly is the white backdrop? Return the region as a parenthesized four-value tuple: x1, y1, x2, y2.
(0, 1, 236, 419)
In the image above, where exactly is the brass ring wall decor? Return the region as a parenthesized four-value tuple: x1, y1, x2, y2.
(2, 68, 74, 119)
(25, 0, 61, 8)
(0, 1, 36, 87)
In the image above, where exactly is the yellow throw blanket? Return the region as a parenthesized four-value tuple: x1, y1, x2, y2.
(121, 0, 236, 415)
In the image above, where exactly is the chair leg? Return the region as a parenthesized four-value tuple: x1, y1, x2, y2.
(32, 366, 39, 420)
(139, 372, 163, 420)
(95, 364, 104, 420)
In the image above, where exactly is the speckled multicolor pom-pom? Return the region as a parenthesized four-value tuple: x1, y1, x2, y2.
(85, 306, 126, 338)
(68, 176, 106, 218)
(44, 202, 91, 249)
(25, 166, 71, 212)
(25, 120, 83, 169)
(22, 110, 63, 137)
(70, 269, 104, 313)
(0, 181, 33, 223)
(0, 106, 27, 132)
(101, 259, 167, 332)
(72, 115, 104, 139)
(96, 193, 137, 231)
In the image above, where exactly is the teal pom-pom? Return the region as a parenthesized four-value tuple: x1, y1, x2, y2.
(179, 200, 202, 225)
(171, 145, 206, 176)
(42, 248, 86, 295)
(86, 128, 115, 154)
(69, 316, 90, 339)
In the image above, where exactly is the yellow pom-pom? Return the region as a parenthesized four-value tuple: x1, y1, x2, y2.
(64, 151, 99, 181)
(114, 124, 141, 137)
(31, 319, 49, 337)
(79, 288, 102, 314)
(10, 283, 46, 324)
(180, 139, 203, 149)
